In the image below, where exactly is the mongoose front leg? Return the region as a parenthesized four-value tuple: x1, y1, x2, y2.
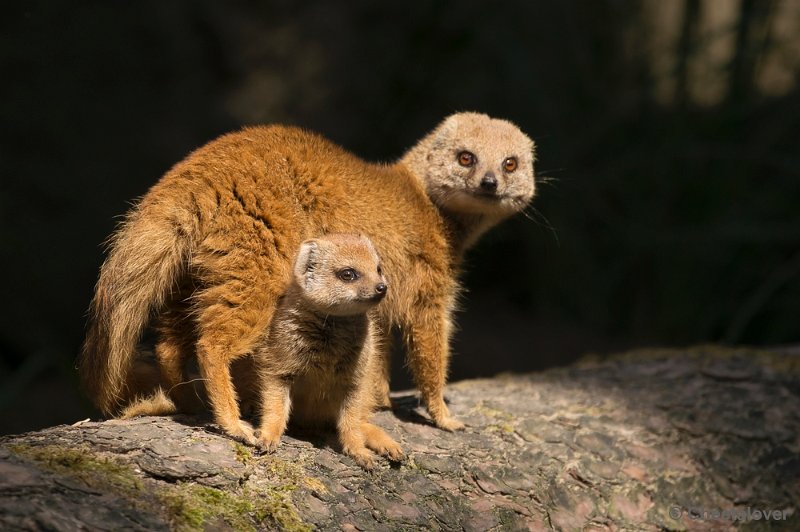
(256, 374, 292, 452)
(406, 309, 465, 431)
(338, 398, 377, 470)
(361, 422, 404, 461)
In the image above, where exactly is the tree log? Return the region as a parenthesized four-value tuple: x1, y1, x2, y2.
(1, 346, 798, 530)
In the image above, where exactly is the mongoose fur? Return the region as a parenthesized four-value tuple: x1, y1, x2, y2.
(255, 233, 402, 469)
(79, 112, 536, 441)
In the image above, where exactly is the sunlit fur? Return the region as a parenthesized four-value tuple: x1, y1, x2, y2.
(293, 235, 386, 316)
(254, 234, 402, 469)
(78, 112, 535, 440)
(402, 112, 536, 249)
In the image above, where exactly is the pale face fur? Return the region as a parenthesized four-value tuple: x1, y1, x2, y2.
(403, 112, 536, 218)
(293, 234, 387, 316)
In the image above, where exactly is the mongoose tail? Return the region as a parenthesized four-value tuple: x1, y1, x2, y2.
(78, 184, 201, 415)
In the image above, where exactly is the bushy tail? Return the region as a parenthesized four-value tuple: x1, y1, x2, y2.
(79, 195, 195, 416)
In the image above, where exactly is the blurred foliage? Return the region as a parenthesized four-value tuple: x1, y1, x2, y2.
(0, 0, 798, 431)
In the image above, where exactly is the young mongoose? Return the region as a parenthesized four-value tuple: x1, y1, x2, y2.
(256, 233, 402, 469)
(78, 112, 536, 442)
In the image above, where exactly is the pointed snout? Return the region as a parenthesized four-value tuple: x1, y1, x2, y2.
(480, 172, 498, 193)
(373, 282, 388, 300)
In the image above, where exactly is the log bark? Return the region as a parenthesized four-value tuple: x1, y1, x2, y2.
(1, 346, 798, 530)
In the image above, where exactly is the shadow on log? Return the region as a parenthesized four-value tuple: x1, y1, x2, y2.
(1, 346, 798, 530)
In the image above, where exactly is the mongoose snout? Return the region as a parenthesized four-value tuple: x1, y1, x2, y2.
(479, 172, 499, 193)
(369, 283, 389, 303)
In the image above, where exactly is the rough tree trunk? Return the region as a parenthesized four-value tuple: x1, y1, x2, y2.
(1, 346, 798, 531)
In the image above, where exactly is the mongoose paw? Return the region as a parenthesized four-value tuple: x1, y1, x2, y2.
(433, 414, 466, 432)
(345, 448, 376, 471)
(362, 425, 405, 462)
(254, 430, 282, 453)
(380, 442, 405, 462)
(224, 420, 258, 446)
(428, 400, 466, 431)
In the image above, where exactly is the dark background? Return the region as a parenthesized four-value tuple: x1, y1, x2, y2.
(2, 1, 798, 435)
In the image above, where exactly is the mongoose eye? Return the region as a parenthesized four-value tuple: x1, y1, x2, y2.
(503, 157, 518, 172)
(377, 265, 382, 275)
(337, 268, 359, 282)
(457, 151, 476, 167)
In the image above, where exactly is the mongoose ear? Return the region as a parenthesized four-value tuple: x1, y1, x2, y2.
(294, 240, 319, 285)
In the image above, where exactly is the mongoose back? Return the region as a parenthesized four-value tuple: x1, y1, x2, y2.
(256, 233, 402, 469)
(79, 112, 536, 441)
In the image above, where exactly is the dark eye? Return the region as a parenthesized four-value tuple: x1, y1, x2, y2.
(337, 268, 359, 282)
(457, 151, 476, 167)
(376, 264, 382, 275)
(503, 157, 518, 172)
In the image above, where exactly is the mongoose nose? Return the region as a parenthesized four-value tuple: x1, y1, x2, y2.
(480, 173, 498, 193)
(375, 283, 387, 297)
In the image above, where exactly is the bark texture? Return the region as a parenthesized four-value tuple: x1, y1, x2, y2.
(1, 346, 798, 530)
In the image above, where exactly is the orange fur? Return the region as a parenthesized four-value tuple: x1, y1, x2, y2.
(78, 112, 535, 437)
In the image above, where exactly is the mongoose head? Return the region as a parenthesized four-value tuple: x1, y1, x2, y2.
(292, 233, 388, 316)
(402, 112, 535, 218)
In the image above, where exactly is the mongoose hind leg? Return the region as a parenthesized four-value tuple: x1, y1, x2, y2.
(196, 339, 257, 444)
(156, 340, 204, 414)
(153, 289, 205, 414)
(194, 303, 270, 445)
(155, 325, 204, 414)
(192, 231, 283, 445)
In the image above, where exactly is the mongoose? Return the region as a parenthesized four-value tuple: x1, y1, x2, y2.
(78, 112, 536, 442)
(256, 233, 402, 469)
